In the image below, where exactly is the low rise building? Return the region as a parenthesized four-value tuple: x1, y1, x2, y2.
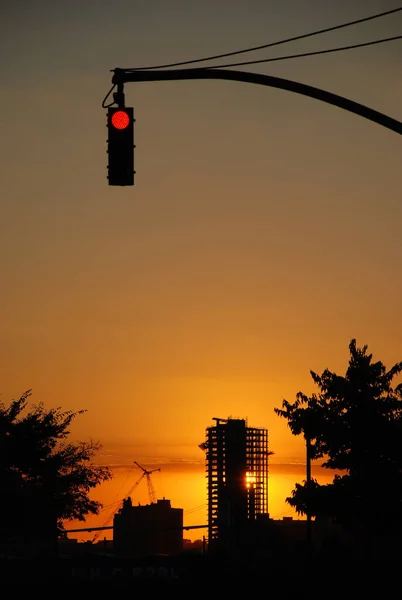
(113, 497, 183, 557)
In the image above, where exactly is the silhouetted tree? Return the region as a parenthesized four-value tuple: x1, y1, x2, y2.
(0, 390, 112, 547)
(274, 340, 402, 535)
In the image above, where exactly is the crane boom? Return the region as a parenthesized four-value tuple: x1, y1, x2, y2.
(133, 461, 160, 476)
(123, 471, 146, 500)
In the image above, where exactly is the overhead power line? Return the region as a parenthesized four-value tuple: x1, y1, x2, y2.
(204, 34, 402, 70)
(124, 6, 402, 71)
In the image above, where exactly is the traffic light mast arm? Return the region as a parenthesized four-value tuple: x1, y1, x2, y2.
(112, 68, 402, 135)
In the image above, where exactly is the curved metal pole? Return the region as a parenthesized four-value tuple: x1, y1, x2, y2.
(113, 68, 402, 135)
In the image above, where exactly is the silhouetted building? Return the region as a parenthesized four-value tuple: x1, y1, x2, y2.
(201, 417, 269, 554)
(113, 497, 183, 557)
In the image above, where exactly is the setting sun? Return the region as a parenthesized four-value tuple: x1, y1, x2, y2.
(246, 472, 257, 488)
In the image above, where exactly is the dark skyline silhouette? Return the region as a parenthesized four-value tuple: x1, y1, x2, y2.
(2, 337, 402, 567)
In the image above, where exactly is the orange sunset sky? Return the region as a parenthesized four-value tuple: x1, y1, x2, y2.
(1, 1, 401, 540)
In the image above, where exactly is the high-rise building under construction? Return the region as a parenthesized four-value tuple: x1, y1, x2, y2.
(201, 417, 269, 553)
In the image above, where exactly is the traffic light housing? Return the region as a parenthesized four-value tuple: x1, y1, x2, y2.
(107, 107, 135, 186)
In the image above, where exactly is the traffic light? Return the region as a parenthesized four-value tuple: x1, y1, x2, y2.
(107, 107, 135, 186)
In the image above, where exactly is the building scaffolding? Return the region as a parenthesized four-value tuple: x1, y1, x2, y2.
(203, 417, 269, 551)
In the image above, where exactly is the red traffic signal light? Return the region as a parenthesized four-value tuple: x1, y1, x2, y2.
(107, 107, 135, 186)
(111, 110, 130, 130)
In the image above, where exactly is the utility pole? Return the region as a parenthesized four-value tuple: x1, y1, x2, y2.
(306, 435, 312, 550)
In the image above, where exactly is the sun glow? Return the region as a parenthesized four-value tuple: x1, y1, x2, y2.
(246, 472, 256, 488)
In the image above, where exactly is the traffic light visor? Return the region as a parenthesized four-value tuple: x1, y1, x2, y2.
(111, 110, 130, 130)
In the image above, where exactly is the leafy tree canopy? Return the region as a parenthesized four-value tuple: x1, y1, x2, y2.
(275, 340, 402, 528)
(0, 390, 112, 538)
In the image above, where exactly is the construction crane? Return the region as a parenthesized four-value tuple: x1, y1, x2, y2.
(133, 461, 160, 504)
(92, 461, 161, 544)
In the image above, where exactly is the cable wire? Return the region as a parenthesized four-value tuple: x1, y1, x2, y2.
(124, 6, 402, 71)
(102, 83, 116, 108)
(203, 34, 402, 70)
(184, 503, 207, 516)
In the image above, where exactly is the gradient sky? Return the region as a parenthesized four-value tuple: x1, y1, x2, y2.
(1, 1, 401, 535)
